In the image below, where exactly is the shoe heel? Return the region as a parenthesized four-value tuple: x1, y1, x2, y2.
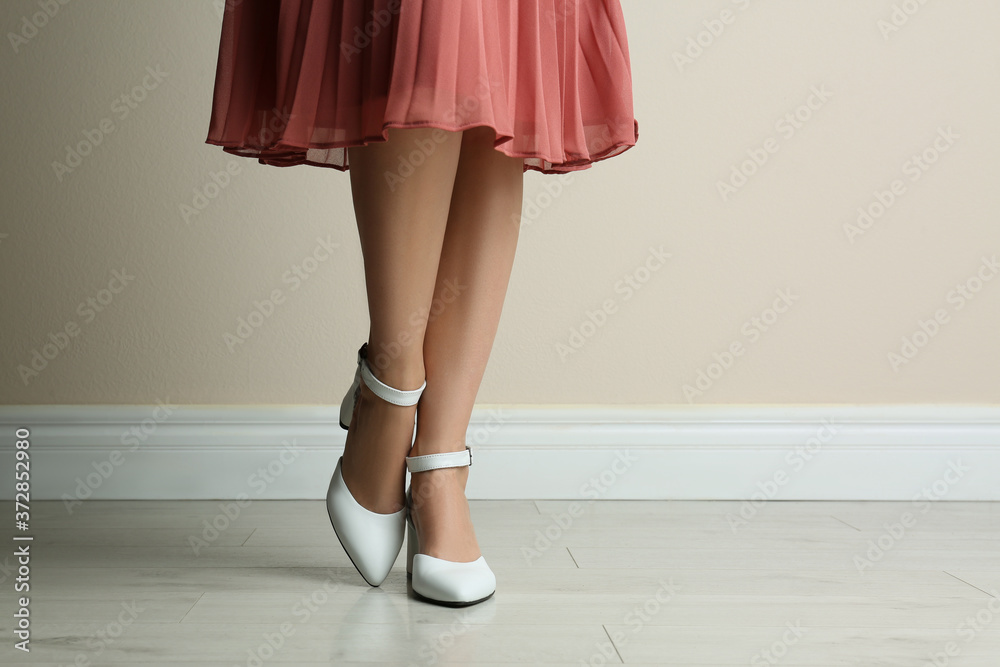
(406, 514, 417, 576)
(403, 447, 496, 606)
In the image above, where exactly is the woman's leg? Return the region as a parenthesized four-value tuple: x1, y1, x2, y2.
(342, 127, 464, 514)
(409, 126, 525, 560)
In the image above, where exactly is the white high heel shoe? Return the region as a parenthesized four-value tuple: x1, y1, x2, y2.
(405, 447, 496, 606)
(326, 343, 425, 587)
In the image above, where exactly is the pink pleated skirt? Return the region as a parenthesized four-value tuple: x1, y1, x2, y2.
(204, 0, 639, 174)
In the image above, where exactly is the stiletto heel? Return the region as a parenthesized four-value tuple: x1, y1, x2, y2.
(338, 344, 364, 430)
(404, 447, 496, 607)
(326, 343, 426, 587)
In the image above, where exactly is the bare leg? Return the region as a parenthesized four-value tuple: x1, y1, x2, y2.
(342, 127, 463, 514)
(409, 126, 524, 560)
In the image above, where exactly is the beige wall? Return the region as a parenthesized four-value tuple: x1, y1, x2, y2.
(2, 0, 998, 406)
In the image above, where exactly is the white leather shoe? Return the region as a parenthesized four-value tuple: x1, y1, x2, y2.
(405, 447, 496, 607)
(326, 343, 426, 587)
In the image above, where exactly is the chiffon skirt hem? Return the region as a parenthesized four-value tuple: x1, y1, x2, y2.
(205, 0, 639, 175)
(205, 118, 639, 174)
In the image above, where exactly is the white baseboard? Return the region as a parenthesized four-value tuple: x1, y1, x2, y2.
(1, 404, 999, 503)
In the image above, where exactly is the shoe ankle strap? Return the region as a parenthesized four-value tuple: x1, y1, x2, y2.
(405, 446, 472, 473)
(358, 350, 426, 407)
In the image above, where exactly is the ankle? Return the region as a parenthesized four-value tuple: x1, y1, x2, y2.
(363, 347, 425, 391)
(409, 436, 467, 458)
(408, 468, 470, 522)
(358, 381, 421, 414)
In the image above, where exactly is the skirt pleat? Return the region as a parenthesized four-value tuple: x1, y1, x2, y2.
(205, 0, 639, 174)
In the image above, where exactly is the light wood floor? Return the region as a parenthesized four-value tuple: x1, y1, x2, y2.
(1, 499, 998, 665)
